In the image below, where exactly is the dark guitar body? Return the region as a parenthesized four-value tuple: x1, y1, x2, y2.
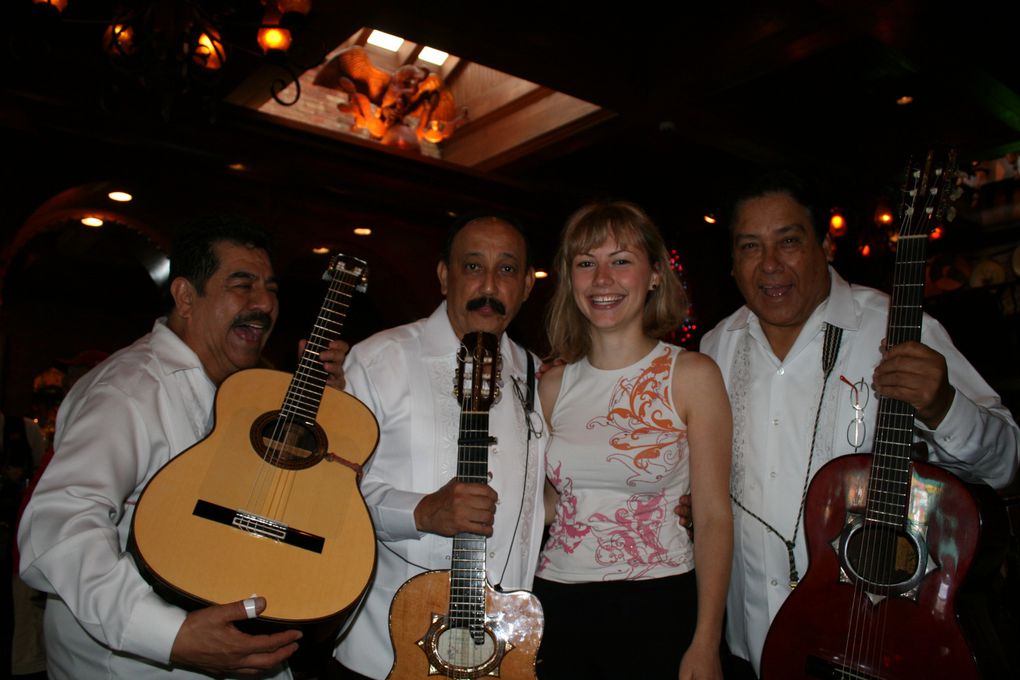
(761, 454, 982, 679)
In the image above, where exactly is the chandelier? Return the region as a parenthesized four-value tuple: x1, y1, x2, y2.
(28, 0, 318, 114)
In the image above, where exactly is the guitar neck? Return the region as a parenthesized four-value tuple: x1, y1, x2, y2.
(867, 151, 955, 528)
(449, 408, 491, 635)
(281, 270, 360, 421)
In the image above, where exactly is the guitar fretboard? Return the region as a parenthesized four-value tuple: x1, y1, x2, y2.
(866, 156, 952, 529)
(449, 409, 492, 642)
(280, 264, 362, 422)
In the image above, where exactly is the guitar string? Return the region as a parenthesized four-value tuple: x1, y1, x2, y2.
(729, 323, 842, 589)
(246, 269, 353, 522)
(843, 169, 938, 677)
(376, 351, 535, 606)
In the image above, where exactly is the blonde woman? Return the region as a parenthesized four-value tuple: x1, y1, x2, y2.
(535, 201, 732, 680)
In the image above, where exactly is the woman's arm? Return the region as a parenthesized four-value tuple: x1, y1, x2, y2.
(673, 350, 733, 680)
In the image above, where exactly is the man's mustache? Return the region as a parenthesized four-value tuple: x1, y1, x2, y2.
(466, 296, 506, 315)
(232, 311, 274, 329)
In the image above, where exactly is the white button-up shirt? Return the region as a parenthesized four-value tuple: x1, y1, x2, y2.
(700, 268, 1019, 674)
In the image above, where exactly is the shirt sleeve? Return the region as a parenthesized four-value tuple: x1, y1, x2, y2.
(343, 345, 426, 542)
(17, 382, 186, 664)
(916, 318, 1020, 489)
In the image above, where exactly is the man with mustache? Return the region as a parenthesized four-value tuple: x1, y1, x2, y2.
(18, 217, 345, 679)
(327, 214, 547, 680)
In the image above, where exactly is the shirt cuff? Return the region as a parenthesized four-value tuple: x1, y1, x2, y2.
(119, 590, 188, 665)
(371, 489, 427, 541)
(915, 388, 968, 449)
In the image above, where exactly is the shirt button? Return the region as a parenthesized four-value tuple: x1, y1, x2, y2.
(777, 367, 785, 376)
(444, 554, 451, 561)
(489, 551, 496, 558)
(770, 471, 777, 479)
(772, 418, 779, 426)
(771, 578, 778, 586)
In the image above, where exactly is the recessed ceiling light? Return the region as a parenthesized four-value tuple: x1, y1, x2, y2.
(896, 95, 913, 106)
(534, 270, 549, 279)
(312, 246, 329, 254)
(367, 30, 403, 52)
(108, 191, 132, 202)
(703, 215, 717, 224)
(353, 227, 372, 236)
(81, 216, 104, 227)
(419, 46, 448, 66)
(228, 162, 247, 171)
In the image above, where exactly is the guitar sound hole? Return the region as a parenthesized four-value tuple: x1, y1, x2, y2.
(250, 411, 326, 470)
(435, 626, 496, 670)
(844, 524, 920, 589)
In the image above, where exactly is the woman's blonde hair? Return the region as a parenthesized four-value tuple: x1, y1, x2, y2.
(545, 201, 687, 362)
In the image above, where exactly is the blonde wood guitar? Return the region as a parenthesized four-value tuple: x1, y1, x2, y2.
(386, 332, 543, 680)
(130, 254, 378, 627)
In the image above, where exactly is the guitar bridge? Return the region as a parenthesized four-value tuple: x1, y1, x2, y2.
(192, 499, 325, 553)
(233, 510, 288, 541)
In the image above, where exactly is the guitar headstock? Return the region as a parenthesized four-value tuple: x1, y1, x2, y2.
(454, 332, 501, 412)
(899, 149, 962, 239)
(324, 254, 369, 293)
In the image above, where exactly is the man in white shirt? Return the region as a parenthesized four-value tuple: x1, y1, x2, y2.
(682, 170, 1019, 677)
(18, 217, 345, 679)
(328, 215, 547, 680)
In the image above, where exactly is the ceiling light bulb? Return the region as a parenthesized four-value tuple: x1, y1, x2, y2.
(108, 191, 133, 202)
(81, 216, 104, 228)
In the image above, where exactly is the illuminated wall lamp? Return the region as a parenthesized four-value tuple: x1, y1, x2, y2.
(258, 7, 292, 54)
(828, 211, 847, 238)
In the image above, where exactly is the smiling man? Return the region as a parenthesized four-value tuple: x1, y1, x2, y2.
(329, 214, 547, 680)
(17, 216, 342, 680)
(694, 171, 1020, 677)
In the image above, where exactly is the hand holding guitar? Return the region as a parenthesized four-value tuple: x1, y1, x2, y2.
(298, 338, 349, 390)
(170, 597, 301, 675)
(872, 339, 955, 429)
(414, 477, 498, 537)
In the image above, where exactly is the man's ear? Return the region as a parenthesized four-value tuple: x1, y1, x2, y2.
(437, 260, 449, 297)
(170, 277, 197, 318)
(822, 234, 835, 263)
(522, 266, 536, 301)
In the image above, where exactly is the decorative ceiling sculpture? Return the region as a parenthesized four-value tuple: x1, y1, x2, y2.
(313, 45, 467, 152)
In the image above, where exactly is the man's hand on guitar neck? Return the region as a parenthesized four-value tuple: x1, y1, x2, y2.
(414, 478, 499, 537)
(873, 340, 955, 429)
(170, 597, 301, 675)
(299, 339, 349, 390)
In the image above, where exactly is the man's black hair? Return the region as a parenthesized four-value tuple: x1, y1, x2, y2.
(439, 211, 532, 268)
(169, 215, 274, 296)
(724, 169, 830, 244)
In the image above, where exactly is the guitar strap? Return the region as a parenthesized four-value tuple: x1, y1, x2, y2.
(730, 322, 843, 588)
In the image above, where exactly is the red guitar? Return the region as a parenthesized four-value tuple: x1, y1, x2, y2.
(761, 151, 986, 679)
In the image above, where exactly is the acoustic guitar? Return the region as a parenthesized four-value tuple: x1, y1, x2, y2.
(760, 152, 987, 679)
(386, 331, 543, 680)
(130, 254, 379, 631)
